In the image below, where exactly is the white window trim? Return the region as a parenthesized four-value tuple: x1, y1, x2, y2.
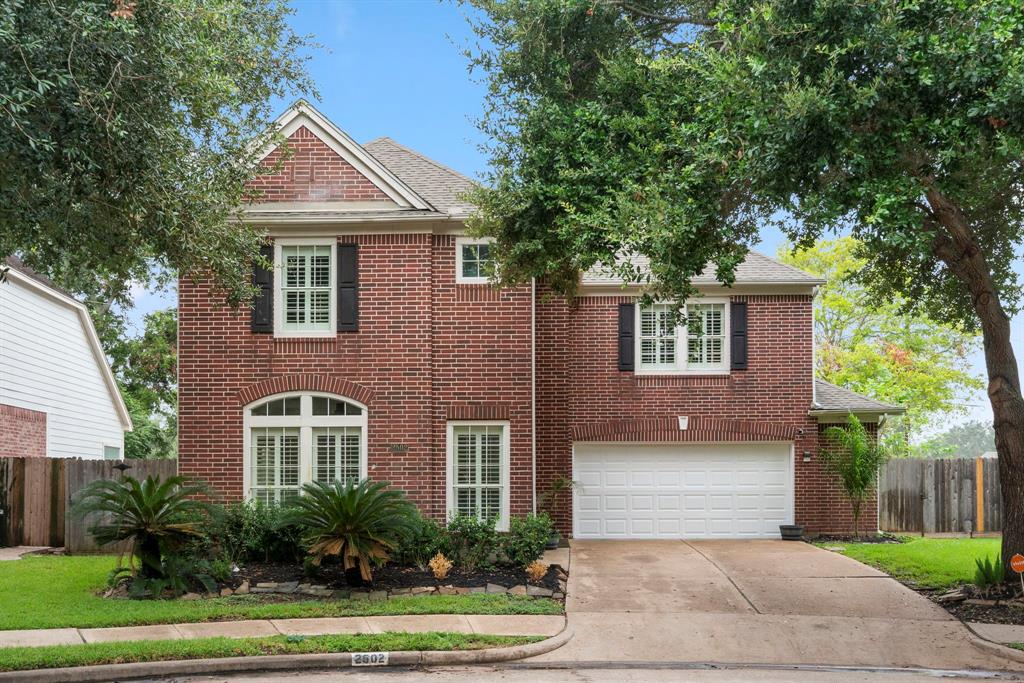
(634, 298, 731, 376)
(455, 236, 494, 284)
(445, 420, 511, 531)
(242, 392, 368, 501)
(274, 237, 337, 338)
(102, 443, 123, 460)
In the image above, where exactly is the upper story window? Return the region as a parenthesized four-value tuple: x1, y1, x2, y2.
(636, 300, 729, 375)
(456, 237, 493, 284)
(275, 239, 335, 337)
(244, 392, 367, 505)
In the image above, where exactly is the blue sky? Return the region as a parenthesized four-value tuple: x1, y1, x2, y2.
(129, 0, 1014, 432)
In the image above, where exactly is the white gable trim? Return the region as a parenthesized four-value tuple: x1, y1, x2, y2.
(4, 268, 133, 432)
(258, 100, 432, 211)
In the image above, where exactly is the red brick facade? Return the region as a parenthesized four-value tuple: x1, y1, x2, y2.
(0, 404, 46, 458)
(178, 116, 875, 537)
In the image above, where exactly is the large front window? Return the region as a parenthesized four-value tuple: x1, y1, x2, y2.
(275, 240, 334, 336)
(636, 300, 729, 374)
(447, 422, 510, 530)
(244, 393, 366, 504)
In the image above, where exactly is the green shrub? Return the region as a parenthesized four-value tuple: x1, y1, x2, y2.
(390, 512, 450, 570)
(446, 514, 498, 572)
(974, 554, 1005, 595)
(285, 479, 417, 583)
(502, 514, 553, 568)
(209, 500, 304, 565)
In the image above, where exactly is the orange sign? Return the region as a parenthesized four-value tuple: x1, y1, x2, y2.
(1011, 554, 1024, 574)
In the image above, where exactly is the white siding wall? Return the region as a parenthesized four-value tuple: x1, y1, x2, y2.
(0, 277, 124, 459)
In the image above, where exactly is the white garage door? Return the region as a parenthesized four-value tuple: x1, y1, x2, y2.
(573, 443, 793, 539)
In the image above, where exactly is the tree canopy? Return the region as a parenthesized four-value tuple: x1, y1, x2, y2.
(0, 0, 314, 306)
(779, 237, 983, 446)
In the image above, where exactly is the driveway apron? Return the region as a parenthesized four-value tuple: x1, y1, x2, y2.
(531, 539, 1024, 671)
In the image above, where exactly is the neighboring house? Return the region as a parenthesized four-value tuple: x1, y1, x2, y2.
(178, 101, 902, 537)
(0, 258, 132, 459)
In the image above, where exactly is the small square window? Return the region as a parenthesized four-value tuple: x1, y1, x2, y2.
(456, 239, 493, 283)
(103, 445, 121, 460)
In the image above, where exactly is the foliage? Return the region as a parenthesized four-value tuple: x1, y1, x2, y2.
(71, 475, 211, 579)
(429, 552, 453, 580)
(463, 0, 1024, 568)
(209, 499, 304, 565)
(122, 391, 176, 460)
(502, 514, 554, 568)
(0, 633, 538, 673)
(0, 0, 314, 307)
(537, 476, 578, 516)
(110, 554, 218, 599)
(0, 556, 563, 631)
(526, 560, 548, 584)
(390, 512, 451, 570)
(919, 421, 997, 459)
(818, 537, 1001, 590)
(446, 514, 499, 573)
(974, 554, 1005, 596)
(778, 239, 982, 443)
(285, 480, 417, 583)
(822, 416, 891, 537)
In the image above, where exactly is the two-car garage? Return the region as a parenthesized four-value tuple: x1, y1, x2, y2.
(572, 442, 794, 539)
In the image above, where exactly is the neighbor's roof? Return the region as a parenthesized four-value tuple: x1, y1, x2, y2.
(812, 379, 905, 416)
(364, 137, 477, 216)
(582, 250, 826, 287)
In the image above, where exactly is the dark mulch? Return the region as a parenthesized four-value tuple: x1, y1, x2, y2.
(233, 561, 565, 593)
(924, 584, 1024, 625)
(811, 533, 905, 545)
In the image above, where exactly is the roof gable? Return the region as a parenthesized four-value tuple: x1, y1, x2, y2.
(252, 101, 431, 210)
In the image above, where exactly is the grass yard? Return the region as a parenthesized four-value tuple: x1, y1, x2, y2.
(0, 632, 538, 672)
(0, 556, 562, 631)
(817, 536, 1002, 589)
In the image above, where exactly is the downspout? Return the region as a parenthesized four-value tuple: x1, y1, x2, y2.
(531, 277, 537, 514)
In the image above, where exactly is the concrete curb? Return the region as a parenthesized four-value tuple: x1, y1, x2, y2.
(962, 622, 1024, 667)
(0, 624, 573, 683)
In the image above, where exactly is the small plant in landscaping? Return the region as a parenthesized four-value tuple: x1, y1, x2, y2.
(974, 554, 1005, 597)
(526, 560, 548, 584)
(285, 479, 416, 584)
(390, 512, 450, 570)
(208, 499, 304, 565)
(429, 552, 453, 580)
(822, 415, 891, 538)
(503, 514, 553, 567)
(446, 514, 499, 572)
(72, 475, 211, 581)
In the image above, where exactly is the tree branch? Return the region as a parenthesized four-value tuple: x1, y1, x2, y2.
(603, 1, 716, 28)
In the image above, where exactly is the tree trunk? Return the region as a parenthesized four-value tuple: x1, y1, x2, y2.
(927, 187, 1024, 577)
(852, 499, 861, 539)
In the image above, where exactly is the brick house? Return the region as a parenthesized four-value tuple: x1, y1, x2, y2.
(178, 101, 902, 538)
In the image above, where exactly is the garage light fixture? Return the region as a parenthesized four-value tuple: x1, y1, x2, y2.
(678, 416, 689, 430)
(802, 451, 812, 462)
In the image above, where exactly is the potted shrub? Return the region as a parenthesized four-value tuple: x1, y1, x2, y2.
(538, 476, 578, 549)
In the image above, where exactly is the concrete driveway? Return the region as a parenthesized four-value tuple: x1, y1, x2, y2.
(533, 540, 1024, 672)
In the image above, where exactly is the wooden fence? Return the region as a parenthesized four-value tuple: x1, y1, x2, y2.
(0, 457, 177, 552)
(879, 457, 1002, 534)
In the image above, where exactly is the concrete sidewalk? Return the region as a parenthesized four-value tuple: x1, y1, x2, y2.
(0, 614, 565, 649)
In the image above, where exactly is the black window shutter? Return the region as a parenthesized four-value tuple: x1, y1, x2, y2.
(618, 303, 635, 371)
(731, 300, 748, 370)
(251, 244, 274, 333)
(337, 243, 358, 332)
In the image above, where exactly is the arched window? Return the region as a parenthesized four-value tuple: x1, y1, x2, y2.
(243, 392, 368, 504)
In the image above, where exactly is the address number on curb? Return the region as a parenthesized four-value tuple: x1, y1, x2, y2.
(352, 652, 389, 666)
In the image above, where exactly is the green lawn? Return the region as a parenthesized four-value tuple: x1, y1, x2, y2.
(0, 632, 538, 672)
(817, 536, 1002, 589)
(0, 556, 562, 631)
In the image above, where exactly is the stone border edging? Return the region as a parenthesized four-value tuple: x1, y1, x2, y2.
(0, 622, 572, 683)
(962, 622, 1024, 666)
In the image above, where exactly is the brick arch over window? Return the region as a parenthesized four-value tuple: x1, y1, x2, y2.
(571, 417, 797, 443)
(236, 375, 374, 407)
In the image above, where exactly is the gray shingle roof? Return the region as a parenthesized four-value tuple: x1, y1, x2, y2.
(4, 256, 76, 299)
(582, 250, 825, 286)
(813, 379, 905, 415)
(363, 137, 476, 216)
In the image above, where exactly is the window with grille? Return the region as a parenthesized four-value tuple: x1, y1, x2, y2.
(449, 423, 507, 528)
(636, 301, 729, 373)
(279, 243, 332, 333)
(245, 393, 366, 504)
(456, 238, 494, 283)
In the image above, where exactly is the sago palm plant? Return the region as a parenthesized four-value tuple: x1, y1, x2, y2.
(72, 475, 211, 578)
(286, 479, 416, 584)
